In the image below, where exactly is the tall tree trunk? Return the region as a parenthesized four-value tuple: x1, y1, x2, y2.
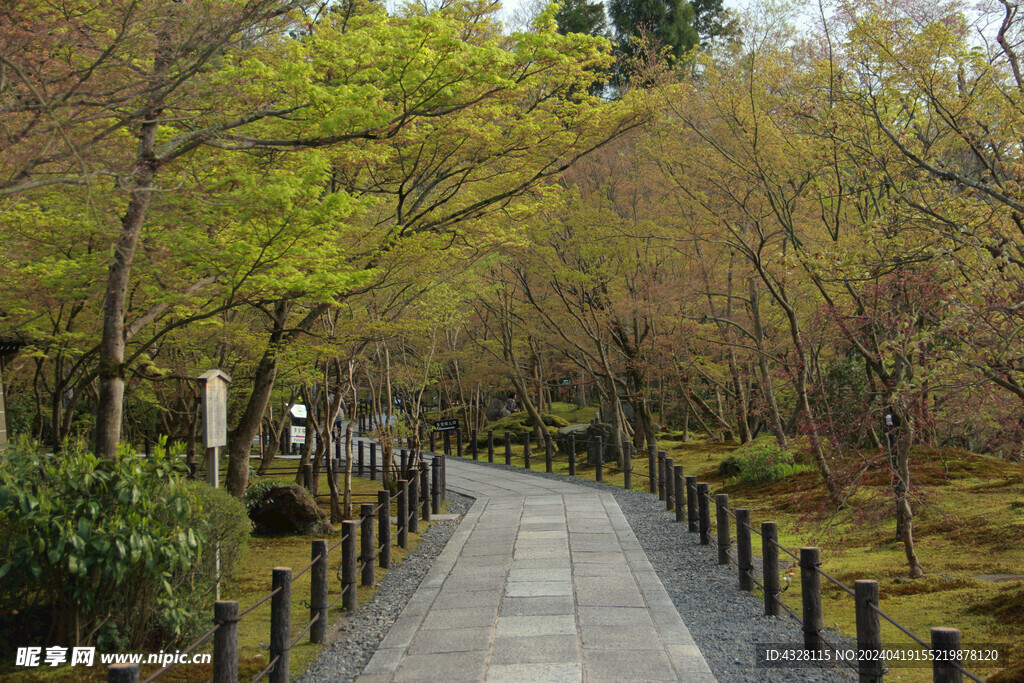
(95, 132, 159, 458)
(749, 278, 788, 449)
(892, 407, 923, 577)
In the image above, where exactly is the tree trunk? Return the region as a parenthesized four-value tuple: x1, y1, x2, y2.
(892, 409, 923, 577)
(94, 139, 159, 458)
(227, 315, 285, 497)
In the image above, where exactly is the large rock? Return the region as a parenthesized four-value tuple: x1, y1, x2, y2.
(249, 485, 333, 535)
(485, 397, 505, 422)
(556, 424, 590, 456)
(586, 423, 626, 465)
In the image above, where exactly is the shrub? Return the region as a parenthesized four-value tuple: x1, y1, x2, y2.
(0, 439, 228, 651)
(720, 441, 814, 484)
(187, 482, 250, 582)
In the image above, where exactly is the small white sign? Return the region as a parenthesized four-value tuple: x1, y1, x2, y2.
(290, 404, 307, 419)
(290, 426, 306, 444)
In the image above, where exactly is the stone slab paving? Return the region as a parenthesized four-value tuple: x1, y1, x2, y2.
(358, 457, 716, 682)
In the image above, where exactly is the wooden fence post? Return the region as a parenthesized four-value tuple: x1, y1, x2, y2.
(369, 443, 377, 481)
(360, 504, 375, 588)
(523, 431, 531, 469)
(686, 476, 698, 532)
(358, 441, 364, 477)
(108, 664, 139, 683)
(648, 443, 658, 494)
(440, 453, 446, 502)
(457, 428, 464, 458)
(443, 430, 451, 456)
(471, 430, 478, 460)
(378, 490, 391, 569)
(736, 508, 753, 591)
(487, 430, 494, 463)
(716, 493, 731, 565)
(420, 462, 431, 522)
(595, 436, 603, 482)
(270, 567, 291, 683)
(408, 475, 419, 534)
(658, 451, 666, 501)
(431, 457, 442, 514)
(697, 484, 711, 544)
(504, 432, 512, 465)
(855, 580, 884, 682)
(341, 521, 358, 613)
(430, 430, 436, 452)
(545, 436, 554, 473)
(931, 628, 962, 683)
(568, 435, 576, 476)
(213, 601, 238, 683)
(665, 457, 675, 511)
(762, 522, 781, 616)
(396, 480, 408, 549)
(674, 465, 685, 523)
(800, 547, 823, 652)
(310, 540, 328, 644)
(623, 443, 632, 490)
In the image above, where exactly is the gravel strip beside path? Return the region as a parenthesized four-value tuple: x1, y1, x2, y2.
(301, 459, 856, 682)
(298, 492, 472, 683)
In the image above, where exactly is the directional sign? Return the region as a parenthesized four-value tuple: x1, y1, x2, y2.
(290, 426, 306, 444)
(433, 419, 459, 432)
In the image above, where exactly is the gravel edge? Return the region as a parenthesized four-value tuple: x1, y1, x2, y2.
(300, 460, 856, 682)
(298, 492, 473, 683)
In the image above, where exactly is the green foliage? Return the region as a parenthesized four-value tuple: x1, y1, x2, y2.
(610, 0, 698, 63)
(555, 0, 608, 37)
(186, 482, 250, 582)
(717, 440, 814, 483)
(0, 439, 231, 650)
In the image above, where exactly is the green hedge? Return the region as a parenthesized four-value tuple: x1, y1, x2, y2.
(0, 439, 248, 651)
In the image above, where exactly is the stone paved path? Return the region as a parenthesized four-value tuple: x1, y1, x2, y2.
(357, 457, 716, 682)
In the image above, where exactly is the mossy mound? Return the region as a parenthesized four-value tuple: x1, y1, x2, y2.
(479, 411, 567, 440)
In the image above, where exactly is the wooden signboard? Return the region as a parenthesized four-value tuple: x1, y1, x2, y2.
(434, 418, 459, 432)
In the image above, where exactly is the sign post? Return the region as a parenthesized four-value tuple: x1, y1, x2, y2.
(198, 369, 231, 600)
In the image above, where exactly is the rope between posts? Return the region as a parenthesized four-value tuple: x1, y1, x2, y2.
(251, 654, 281, 683)
(818, 632, 860, 673)
(326, 584, 350, 610)
(140, 623, 220, 683)
(869, 602, 930, 648)
(327, 531, 350, 553)
(816, 568, 856, 597)
(237, 586, 283, 620)
(290, 613, 320, 648)
(292, 553, 323, 582)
